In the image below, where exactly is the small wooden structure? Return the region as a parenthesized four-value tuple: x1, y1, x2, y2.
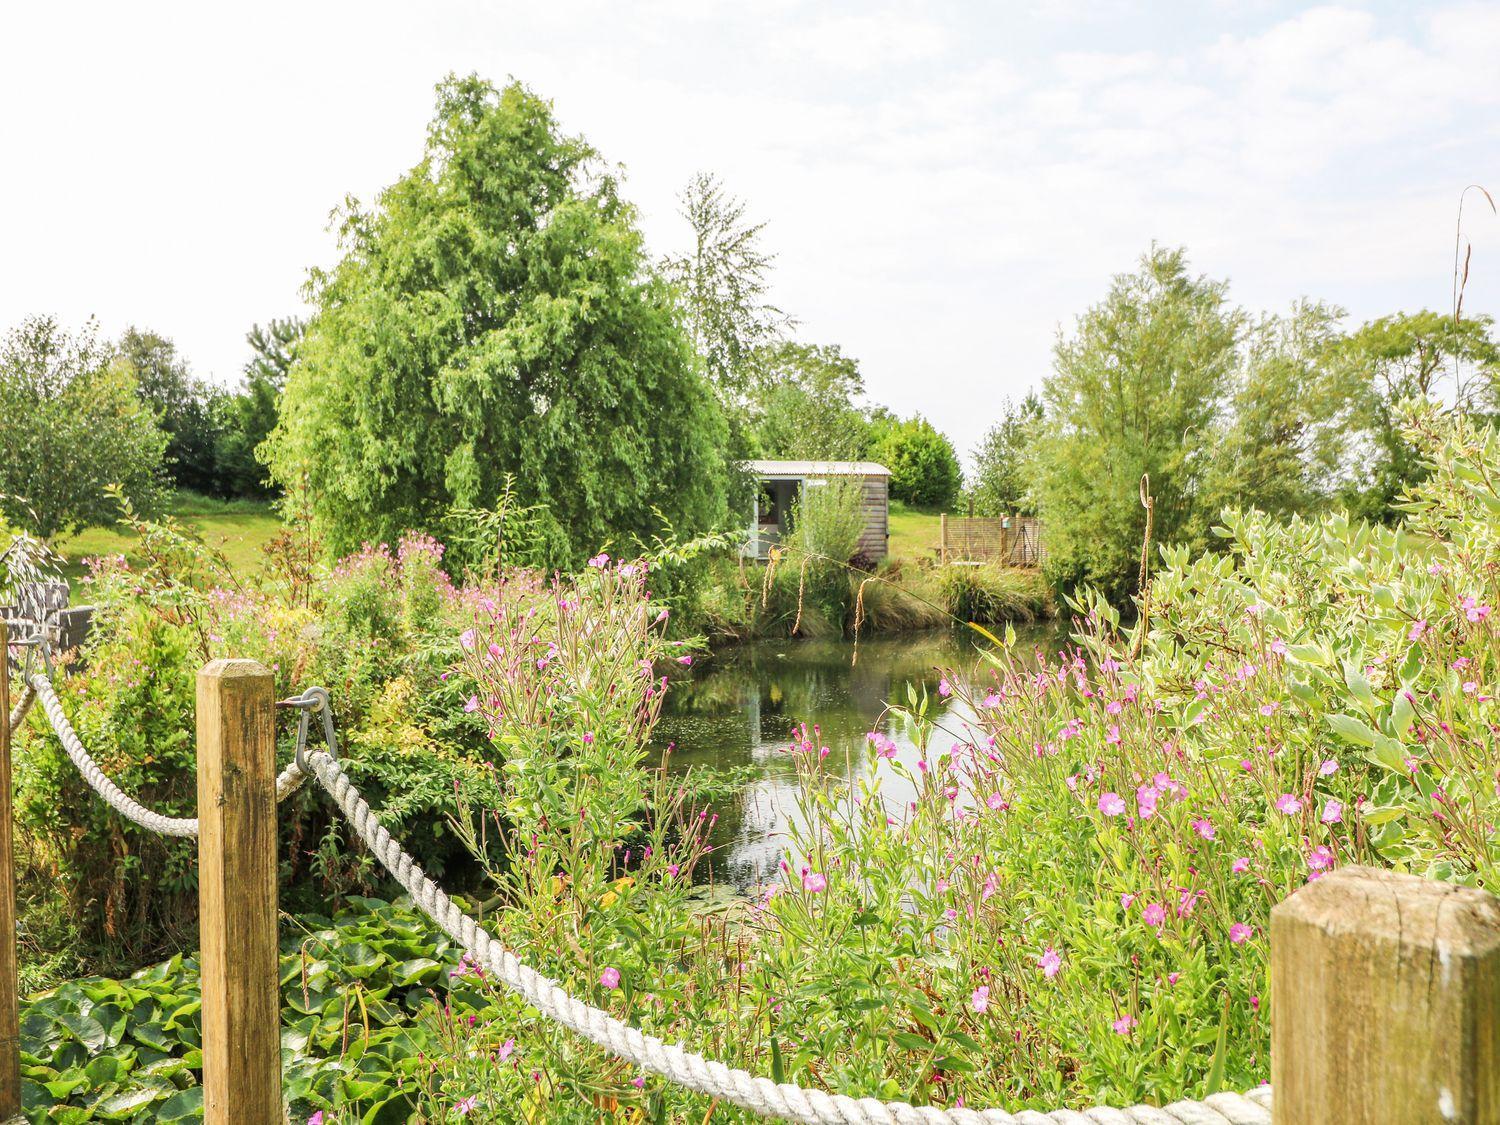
(743, 460, 890, 562)
(939, 515, 1044, 567)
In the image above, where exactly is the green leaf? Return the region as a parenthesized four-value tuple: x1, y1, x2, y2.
(1326, 714, 1377, 747)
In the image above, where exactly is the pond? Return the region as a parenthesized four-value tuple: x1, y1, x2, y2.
(656, 625, 1069, 886)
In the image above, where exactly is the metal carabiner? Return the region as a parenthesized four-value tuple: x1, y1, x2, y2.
(276, 685, 338, 773)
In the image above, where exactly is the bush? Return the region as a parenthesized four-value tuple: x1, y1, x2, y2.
(937, 562, 1049, 623)
(875, 415, 962, 508)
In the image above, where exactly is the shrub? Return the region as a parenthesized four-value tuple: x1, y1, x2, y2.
(937, 562, 1049, 623)
(875, 415, 962, 508)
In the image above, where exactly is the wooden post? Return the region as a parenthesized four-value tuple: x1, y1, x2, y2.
(1272, 865, 1500, 1124)
(0, 623, 19, 1117)
(939, 512, 947, 564)
(196, 659, 280, 1123)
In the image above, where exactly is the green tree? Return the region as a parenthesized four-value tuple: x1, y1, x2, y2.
(1333, 311, 1500, 519)
(213, 318, 303, 499)
(876, 415, 962, 508)
(0, 317, 166, 539)
(1032, 246, 1243, 602)
(664, 172, 787, 403)
(265, 76, 730, 564)
(749, 342, 870, 459)
(968, 392, 1042, 515)
(1201, 300, 1356, 520)
(117, 328, 225, 496)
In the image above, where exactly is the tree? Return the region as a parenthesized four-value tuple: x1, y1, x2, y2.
(1031, 246, 1243, 602)
(664, 172, 787, 403)
(214, 318, 303, 499)
(117, 328, 224, 495)
(748, 342, 870, 459)
(968, 392, 1042, 515)
(1333, 311, 1500, 520)
(0, 317, 167, 539)
(876, 415, 962, 508)
(265, 76, 730, 565)
(1201, 300, 1357, 520)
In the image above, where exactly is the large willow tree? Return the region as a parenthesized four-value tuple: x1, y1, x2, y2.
(267, 76, 729, 565)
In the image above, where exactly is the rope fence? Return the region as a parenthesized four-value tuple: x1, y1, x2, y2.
(2, 631, 1498, 1124)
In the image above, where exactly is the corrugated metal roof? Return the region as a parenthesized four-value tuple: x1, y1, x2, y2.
(746, 460, 890, 477)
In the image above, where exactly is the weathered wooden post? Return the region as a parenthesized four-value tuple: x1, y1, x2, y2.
(196, 659, 281, 1123)
(0, 623, 19, 1117)
(1272, 865, 1500, 1123)
(939, 512, 948, 564)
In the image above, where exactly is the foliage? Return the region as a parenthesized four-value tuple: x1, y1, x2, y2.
(937, 563, 1048, 624)
(748, 342, 870, 460)
(116, 329, 225, 498)
(265, 75, 731, 567)
(875, 415, 962, 509)
(967, 393, 1042, 516)
(663, 171, 787, 404)
(211, 318, 303, 500)
(1031, 246, 1243, 602)
(0, 317, 167, 540)
(1333, 310, 1500, 520)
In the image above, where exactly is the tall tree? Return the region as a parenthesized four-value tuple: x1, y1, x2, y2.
(0, 317, 166, 539)
(876, 415, 963, 509)
(664, 172, 787, 403)
(1032, 246, 1243, 602)
(748, 341, 869, 459)
(214, 317, 303, 499)
(265, 76, 730, 564)
(968, 392, 1042, 516)
(117, 328, 225, 496)
(1333, 311, 1500, 520)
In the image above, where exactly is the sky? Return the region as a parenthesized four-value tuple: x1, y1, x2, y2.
(4, 1, 1499, 460)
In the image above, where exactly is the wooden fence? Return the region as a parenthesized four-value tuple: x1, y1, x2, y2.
(3, 633, 1500, 1122)
(939, 515, 1045, 568)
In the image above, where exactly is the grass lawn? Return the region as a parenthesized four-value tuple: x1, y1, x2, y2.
(53, 493, 282, 587)
(887, 501, 944, 563)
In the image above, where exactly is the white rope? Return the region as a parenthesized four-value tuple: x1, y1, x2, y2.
(305, 748, 1273, 1125)
(27, 672, 308, 839)
(7, 681, 34, 735)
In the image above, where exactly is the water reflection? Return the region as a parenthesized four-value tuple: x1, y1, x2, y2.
(656, 626, 1066, 885)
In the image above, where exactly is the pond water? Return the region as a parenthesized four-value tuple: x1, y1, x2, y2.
(656, 625, 1068, 885)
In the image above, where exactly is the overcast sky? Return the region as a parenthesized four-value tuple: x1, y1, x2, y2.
(4, 1, 1499, 459)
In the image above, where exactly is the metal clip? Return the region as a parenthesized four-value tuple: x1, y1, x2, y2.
(276, 686, 338, 773)
(13, 635, 54, 683)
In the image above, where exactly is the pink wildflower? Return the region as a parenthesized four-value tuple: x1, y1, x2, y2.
(1462, 596, 1491, 623)
(1307, 845, 1335, 872)
(1232, 857, 1251, 874)
(868, 731, 898, 758)
(1318, 758, 1339, 776)
(463, 695, 480, 713)
(803, 871, 827, 893)
(986, 792, 1008, 811)
(308, 1115, 325, 1125)
(938, 678, 952, 698)
(1408, 619, 1427, 641)
(1321, 799, 1343, 825)
(1038, 947, 1062, 978)
(1274, 793, 1303, 815)
(497, 1037, 515, 1062)
(1099, 792, 1127, 817)
(971, 985, 990, 1013)
(1142, 902, 1167, 928)
(1229, 923, 1253, 945)
(600, 967, 622, 990)
(459, 628, 477, 651)
(1191, 818, 1216, 840)
(677, 654, 693, 666)
(1112, 1015, 1137, 1036)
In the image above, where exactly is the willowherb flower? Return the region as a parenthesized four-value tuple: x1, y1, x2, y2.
(1462, 596, 1491, 623)
(868, 731, 899, 758)
(1306, 845, 1335, 872)
(1319, 758, 1339, 776)
(1191, 818, 1215, 840)
(1274, 793, 1303, 815)
(970, 985, 990, 1013)
(803, 871, 827, 893)
(1142, 902, 1167, 927)
(455, 1095, 478, 1116)
(1321, 799, 1343, 825)
(938, 678, 952, 698)
(600, 967, 622, 990)
(1232, 857, 1250, 874)
(497, 1037, 515, 1063)
(1111, 1014, 1137, 1036)
(1099, 792, 1127, 816)
(1229, 923, 1253, 945)
(1038, 947, 1062, 978)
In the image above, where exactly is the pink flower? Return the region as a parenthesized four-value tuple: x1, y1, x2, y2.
(1274, 793, 1303, 815)
(459, 628, 477, 651)
(632, 1076, 645, 1088)
(497, 1037, 515, 1062)
(587, 553, 610, 568)
(1258, 702, 1279, 717)
(463, 695, 480, 713)
(1229, 923, 1253, 945)
(1136, 784, 1159, 819)
(1112, 1014, 1137, 1036)
(600, 967, 621, 990)
(1105, 724, 1122, 745)
(1232, 857, 1250, 874)
(1191, 818, 1215, 840)
(1120, 892, 1137, 910)
(1166, 972, 1180, 985)
(1099, 792, 1127, 817)
(986, 792, 1008, 811)
(803, 871, 827, 893)
(456, 1095, 478, 1116)
(1307, 845, 1335, 872)
(677, 655, 693, 666)
(982, 692, 1001, 708)
(1142, 902, 1167, 928)
(970, 985, 990, 1013)
(308, 1115, 324, 1125)
(1038, 947, 1062, 978)
(1408, 619, 1427, 641)
(868, 731, 898, 758)
(1269, 638, 1288, 656)
(938, 678, 952, 698)
(1318, 758, 1339, 776)
(1462, 596, 1491, 623)
(1321, 800, 1343, 825)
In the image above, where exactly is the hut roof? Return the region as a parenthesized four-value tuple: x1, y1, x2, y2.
(746, 460, 890, 478)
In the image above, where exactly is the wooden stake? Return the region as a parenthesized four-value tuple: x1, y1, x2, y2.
(196, 659, 280, 1123)
(1271, 865, 1500, 1124)
(0, 623, 19, 1117)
